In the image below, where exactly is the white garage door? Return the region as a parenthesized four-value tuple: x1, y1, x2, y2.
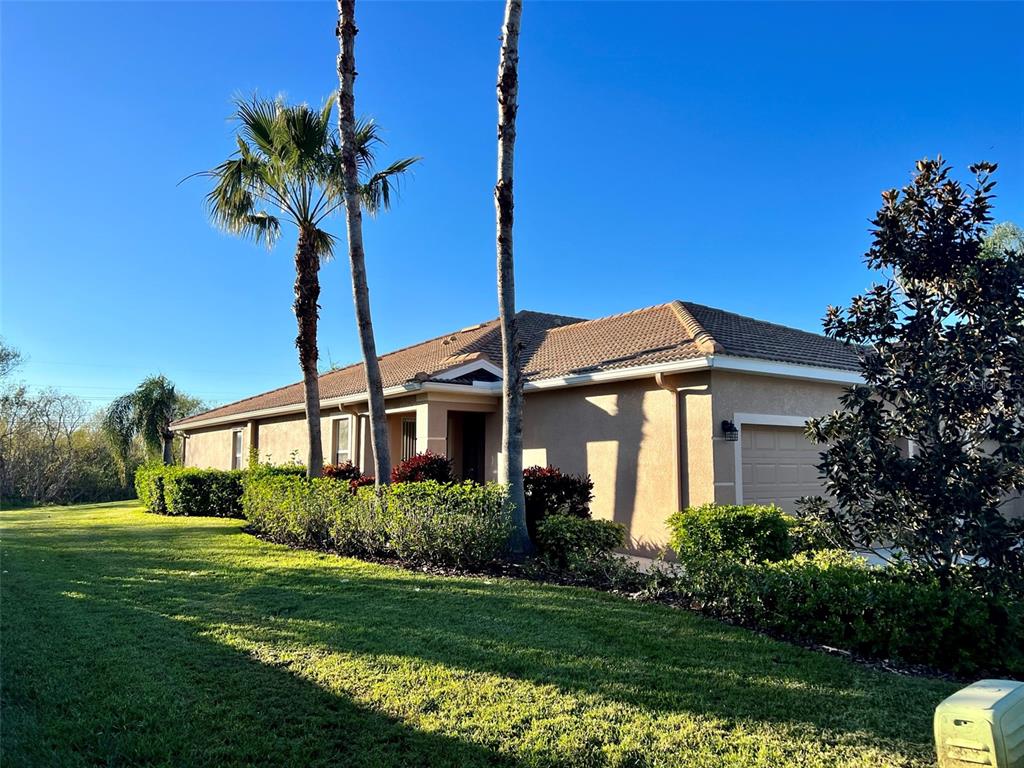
(741, 424, 826, 511)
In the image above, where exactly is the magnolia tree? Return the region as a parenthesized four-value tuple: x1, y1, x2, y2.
(802, 158, 1024, 592)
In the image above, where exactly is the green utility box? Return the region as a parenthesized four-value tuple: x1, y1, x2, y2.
(934, 679, 1024, 768)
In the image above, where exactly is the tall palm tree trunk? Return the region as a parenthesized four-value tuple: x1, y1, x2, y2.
(336, 0, 391, 485)
(295, 226, 324, 477)
(495, 0, 530, 554)
(161, 429, 174, 466)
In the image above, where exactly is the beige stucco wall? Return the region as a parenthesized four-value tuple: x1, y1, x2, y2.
(184, 425, 237, 471)
(708, 371, 846, 505)
(522, 378, 681, 555)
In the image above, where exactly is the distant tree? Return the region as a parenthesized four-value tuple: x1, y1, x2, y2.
(196, 94, 416, 478)
(493, 0, 531, 554)
(803, 159, 1024, 593)
(102, 376, 196, 482)
(0, 339, 23, 380)
(1, 388, 87, 504)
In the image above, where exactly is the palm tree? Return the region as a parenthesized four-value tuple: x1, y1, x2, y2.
(336, 0, 397, 485)
(195, 95, 416, 478)
(102, 375, 182, 484)
(494, 0, 531, 553)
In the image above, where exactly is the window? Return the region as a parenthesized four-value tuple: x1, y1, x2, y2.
(231, 429, 244, 469)
(401, 418, 417, 460)
(332, 417, 351, 465)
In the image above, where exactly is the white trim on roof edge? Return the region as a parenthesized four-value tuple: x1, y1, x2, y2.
(173, 382, 423, 431)
(709, 356, 862, 385)
(522, 355, 862, 391)
(173, 355, 861, 431)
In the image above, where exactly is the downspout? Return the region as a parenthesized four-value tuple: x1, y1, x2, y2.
(654, 373, 684, 513)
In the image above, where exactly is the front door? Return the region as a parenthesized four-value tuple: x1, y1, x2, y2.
(461, 413, 486, 482)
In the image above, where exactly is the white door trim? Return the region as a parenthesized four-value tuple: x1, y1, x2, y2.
(732, 413, 814, 504)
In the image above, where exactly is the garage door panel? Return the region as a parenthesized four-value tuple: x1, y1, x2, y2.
(741, 424, 827, 513)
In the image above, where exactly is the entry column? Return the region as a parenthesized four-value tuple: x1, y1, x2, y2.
(414, 401, 449, 457)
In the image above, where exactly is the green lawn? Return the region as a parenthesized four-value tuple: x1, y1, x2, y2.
(1, 502, 954, 767)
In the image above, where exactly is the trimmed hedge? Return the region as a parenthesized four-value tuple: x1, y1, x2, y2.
(672, 549, 1023, 676)
(663, 503, 1022, 675)
(135, 464, 305, 518)
(243, 474, 513, 568)
(163, 468, 244, 518)
(536, 515, 625, 569)
(668, 504, 792, 563)
(135, 463, 167, 514)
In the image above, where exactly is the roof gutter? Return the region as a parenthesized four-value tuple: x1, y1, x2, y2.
(172, 381, 425, 432)
(522, 355, 862, 391)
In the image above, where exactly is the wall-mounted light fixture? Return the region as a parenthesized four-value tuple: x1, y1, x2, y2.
(721, 420, 739, 441)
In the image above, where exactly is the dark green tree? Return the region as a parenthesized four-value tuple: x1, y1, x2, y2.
(803, 158, 1024, 592)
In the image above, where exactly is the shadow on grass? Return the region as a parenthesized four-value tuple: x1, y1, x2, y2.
(2, 530, 518, 766)
(2, 507, 953, 765)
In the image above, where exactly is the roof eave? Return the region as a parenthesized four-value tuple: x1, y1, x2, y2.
(174, 355, 861, 432)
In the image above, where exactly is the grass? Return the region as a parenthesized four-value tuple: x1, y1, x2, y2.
(0, 502, 955, 767)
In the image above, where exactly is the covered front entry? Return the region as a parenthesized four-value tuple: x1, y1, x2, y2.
(739, 424, 826, 511)
(351, 394, 498, 482)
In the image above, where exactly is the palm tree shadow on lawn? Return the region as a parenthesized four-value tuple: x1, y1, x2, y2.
(3, 595, 516, 767)
(5, 513, 954, 764)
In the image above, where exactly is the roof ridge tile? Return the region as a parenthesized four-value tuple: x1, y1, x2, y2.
(669, 300, 724, 354)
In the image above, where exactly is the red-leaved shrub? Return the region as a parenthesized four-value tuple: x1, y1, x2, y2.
(323, 462, 375, 492)
(523, 465, 594, 539)
(391, 451, 454, 484)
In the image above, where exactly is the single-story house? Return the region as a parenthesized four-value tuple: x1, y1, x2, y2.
(172, 300, 882, 554)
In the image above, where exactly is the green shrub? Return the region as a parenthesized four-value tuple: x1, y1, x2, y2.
(784, 514, 832, 554)
(135, 463, 302, 518)
(374, 481, 511, 566)
(667, 504, 791, 564)
(163, 468, 244, 518)
(242, 472, 344, 548)
(242, 474, 513, 568)
(673, 550, 1023, 676)
(535, 515, 625, 569)
(134, 463, 167, 513)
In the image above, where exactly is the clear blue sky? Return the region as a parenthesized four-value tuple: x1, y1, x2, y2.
(3, 1, 1022, 411)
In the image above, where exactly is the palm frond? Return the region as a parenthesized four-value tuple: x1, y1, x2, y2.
(308, 227, 337, 262)
(193, 95, 415, 238)
(353, 118, 383, 173)
(361, 156, 421, 215)
(101, 394, 136, 481)
(131, 375, 177, 457)
(234, 95, 283, 159)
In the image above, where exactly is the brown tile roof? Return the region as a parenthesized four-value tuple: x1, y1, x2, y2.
(173, 301, 859, 427)
(681, 302, 860, 372)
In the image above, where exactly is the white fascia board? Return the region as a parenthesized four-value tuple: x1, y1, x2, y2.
(709, 355, 863, 385)
(522, 355, 861, 391)
(523, 358, 711, 391)
(173, 382, 423, 432)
